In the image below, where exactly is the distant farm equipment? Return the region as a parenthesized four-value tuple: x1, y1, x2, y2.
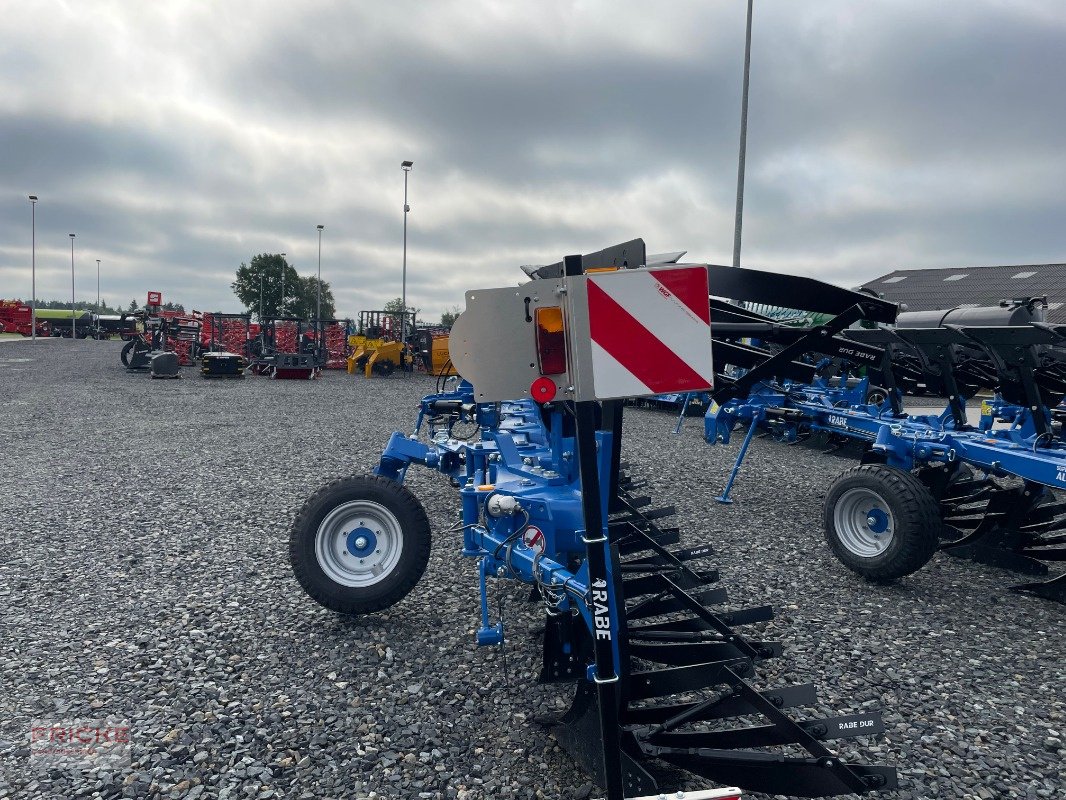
(704, 295, 1066, 601)
(347, 310, 416, 377)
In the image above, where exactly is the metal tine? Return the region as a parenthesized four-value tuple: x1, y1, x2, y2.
(1010, 571, 1066, 601)
(623, 570, 719, 599)
(613, 520, 706, 583)
(1017, 503, 1066, 527)
(626, 587, 729, 620)
(628, 640, 783, 666)
(1024, 533, 1066, 547)
(644, 711, 886, 749)
(617, 528, 682, 555)
(622, 544, 715, 569)
(609, 506, 678, 526)
(629, 605, 775, 631)
(646, 749, 896, 798)
(622, 683, 818, 726)
(637, 669, 895, 796)
(627, 659, 756, 702)
(1020, 545, 1066, 560)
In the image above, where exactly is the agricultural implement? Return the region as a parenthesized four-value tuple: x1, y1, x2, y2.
(290, 241, 898, 798)
(198, 312, 251, 378)
(410, 327, 457, 376)
(120, 312, 202, 376)
(705, 298, 1066, 601)
(0, 301, 50, 337)
(347, 310, 415, 376)
(248, 317, 325, 379)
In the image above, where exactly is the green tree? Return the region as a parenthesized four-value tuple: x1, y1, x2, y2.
(232, 253, 300, 320)
(440, 305, 461, 328)
(128, 299, 139, 312)
(289, 275, 337, 320)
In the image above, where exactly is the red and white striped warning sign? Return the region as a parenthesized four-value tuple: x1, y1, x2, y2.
(586, 266, 714, 399)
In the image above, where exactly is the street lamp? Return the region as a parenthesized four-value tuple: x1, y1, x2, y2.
(96, 258, 101, 337)
(280, 253, 287, 316)
(28, 196, 37, 341)
(732, 0, 754, 269)
(316, 225, 324, 323)
(69, 233, 76, 339)
(401, 160, 413, 345)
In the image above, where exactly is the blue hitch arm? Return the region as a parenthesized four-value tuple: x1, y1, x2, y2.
(375, 431, 439, 483)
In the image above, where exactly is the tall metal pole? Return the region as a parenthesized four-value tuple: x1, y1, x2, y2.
(280, 253, 287, 317)
(96, 258, 101, 337)
(401, 160, 413, 345)
(732, 0, 754, 268)
(29, 196, 37, 342)
(69, 233, 76, 338)
(259, 275, 263, 323)
(316, 225, 324, 322)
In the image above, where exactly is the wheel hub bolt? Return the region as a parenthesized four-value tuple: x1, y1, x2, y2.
(866, 515, 877, 526)
(354, 536, 368, 549)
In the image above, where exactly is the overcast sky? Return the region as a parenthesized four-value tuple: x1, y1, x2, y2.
(1, 0, 1064, 321)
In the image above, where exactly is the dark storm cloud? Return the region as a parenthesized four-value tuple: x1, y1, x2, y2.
(1, 0, 1064, 320)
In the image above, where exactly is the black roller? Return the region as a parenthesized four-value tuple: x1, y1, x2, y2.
(897, 301, 1046, 329)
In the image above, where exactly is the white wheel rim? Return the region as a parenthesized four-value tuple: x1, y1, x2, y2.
(833, 487, 894, 557)
(315, 500, 404, 587)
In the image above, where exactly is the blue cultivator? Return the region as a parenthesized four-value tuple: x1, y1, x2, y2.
(290, 241, 898, 799)
(705, 298, 1066, 602)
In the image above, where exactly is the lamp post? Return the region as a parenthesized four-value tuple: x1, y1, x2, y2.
(316, 225, 324, 323)
(28, 196, 37, 341)
(401, 160, 413, 344)
(732, 0, 754, 269)
(96, 258, 101, 337)
(280, 252, 287, 316)
(69, 234, 76, 339)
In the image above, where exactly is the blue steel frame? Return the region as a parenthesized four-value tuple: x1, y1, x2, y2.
(374, 380, 621, 670)
(706, 376, 1066, 499)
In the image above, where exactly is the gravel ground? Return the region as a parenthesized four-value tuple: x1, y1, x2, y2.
(0, 338, 1062, 800)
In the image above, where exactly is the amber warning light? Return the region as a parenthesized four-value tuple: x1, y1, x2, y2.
(535, 307, 566, 375)
(530, 306, 567, 403)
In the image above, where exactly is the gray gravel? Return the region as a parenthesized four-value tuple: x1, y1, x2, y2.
(0, 338, 1062, 800)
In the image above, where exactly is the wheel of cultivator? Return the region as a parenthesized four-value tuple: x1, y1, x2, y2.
(121, 338, 151, 369)
(372, 360, 395, 377)
(824, 465, 940, 581)
(289, 475, 431, 615)
(548, 474, 897, 797)
(865, 385, 889, 406)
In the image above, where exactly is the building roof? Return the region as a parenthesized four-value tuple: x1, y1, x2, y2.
(860, 263, 1066, 324)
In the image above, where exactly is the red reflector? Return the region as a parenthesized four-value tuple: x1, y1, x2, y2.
(535, 306, 567, 375)
(530, 376, 557, 403)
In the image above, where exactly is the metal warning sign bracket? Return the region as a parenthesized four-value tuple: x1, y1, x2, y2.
(449, 263, 714, 403)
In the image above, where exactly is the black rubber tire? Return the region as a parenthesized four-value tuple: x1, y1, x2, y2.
(824, 464, 941, 582)
(120, 339, 137, 367)
(373, 360, 395, 377)
(866, 385, 889, 406)
(289, 475, 431, 615)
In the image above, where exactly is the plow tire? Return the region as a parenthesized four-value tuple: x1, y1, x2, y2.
(289, 475, 431, 615)
(120, 339, 137, 367)
(824, 464, 940, 582)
